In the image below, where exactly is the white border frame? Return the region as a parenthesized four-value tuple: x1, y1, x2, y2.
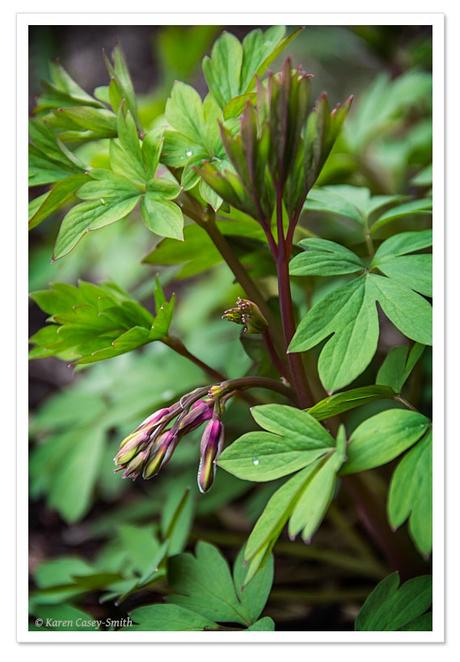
(17, 12, 445, 644)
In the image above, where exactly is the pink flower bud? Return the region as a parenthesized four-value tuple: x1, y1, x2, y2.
(142, 429, 178, 479)
(114, 427, 151, 466)
(197, 418, 224, 493)
(135, 403, 180, 432)
(178, 399, 213, 435)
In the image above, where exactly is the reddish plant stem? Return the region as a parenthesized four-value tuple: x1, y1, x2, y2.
(164, 336, 260, 407)
(187, 210, 285, 360)
(163, 335, 227, 382)
(217, 375, 295, 401)
(275, 185, 312, 407)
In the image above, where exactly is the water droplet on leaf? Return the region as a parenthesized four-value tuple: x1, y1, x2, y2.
(252, 457, 260, 466)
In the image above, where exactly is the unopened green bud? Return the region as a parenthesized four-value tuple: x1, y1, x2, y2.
(222, 298, 267, 334)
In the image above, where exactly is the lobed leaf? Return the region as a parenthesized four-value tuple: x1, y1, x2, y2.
(355, 572, 432, 631)
(290, 238, 364, 277)
(376, 343, 425, 394)
(218, 404, 334, 481)
(388, 431, 432, 556)
(341, 409, 430, 475)
(307, 385, 396, 420)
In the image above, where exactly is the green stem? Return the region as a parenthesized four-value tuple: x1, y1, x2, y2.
(395, 395, 417, 411)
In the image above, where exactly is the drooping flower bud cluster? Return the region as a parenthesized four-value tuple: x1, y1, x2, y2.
(114, 387, 226, 492)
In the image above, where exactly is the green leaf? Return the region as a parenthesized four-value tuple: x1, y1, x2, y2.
(375, 255, 432, 297)
(388, 431, 432, 556)
(373, 229, 432, 259)
(203, 26, 300, 112)
(355, 572, 432, 631)
(163, 84, 225, 207)
(376, 343, 425, 393)
(54, 195, 140, 259)
(244, 466, 316, 581)
(165, 81, 206, 145)
(48, 424, 106, 522)
(167, 541, 273, 626)
(400, 613, 433, 631)
(370, 199, 432, 234)
(304, 186, 431, 240)
(247, 617, 276, 631)
(128, 604, 218, 631)
(47, 106, 117, 142)
(109, 106, 168, 188)
(289, 237, 432, 391)
(239, 26, 286, 91)
(412, 165, 432, 187)
(218, 404, 335, 481)
(104, 46, 138, 122)
(29, 280, 173, 364)
(116, 524, 163, 576)
(35, 557, 94, 588)
(341, 409, 430, 475)
(29, 119, 85, 186)
(162, 130, 204, 169)
(288, 451, 344, 542)
(289, 277, 380, 392)
(368, 274, 432, 345)
(28, 174, 89, 230)
(372, 230, 432, 296)
(346, 71, 432, 151)
(31, 556, 95, 605)
(232, 547, 274, 624)
(202, 32, 243, 109)
(243, 431, 346, 581)
(290, 238, 364, 277)
(161, 487, 194, 556)
(35, 61, 104, 112)
(141, 195, 184, 240)
(305, 186, 368, 224)
(307, 385, 396, 420)
(143, 223, 221, 278)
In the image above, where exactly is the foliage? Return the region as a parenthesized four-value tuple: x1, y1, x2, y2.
(28, 24, 433, 634)
(355, 572, 432, 631)
(289, 230, 432, 391)
(128, 542, 274, 630)
(29, 278, 174, 364)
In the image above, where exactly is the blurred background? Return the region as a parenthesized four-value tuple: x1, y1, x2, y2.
(28, 25, 432, 631)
